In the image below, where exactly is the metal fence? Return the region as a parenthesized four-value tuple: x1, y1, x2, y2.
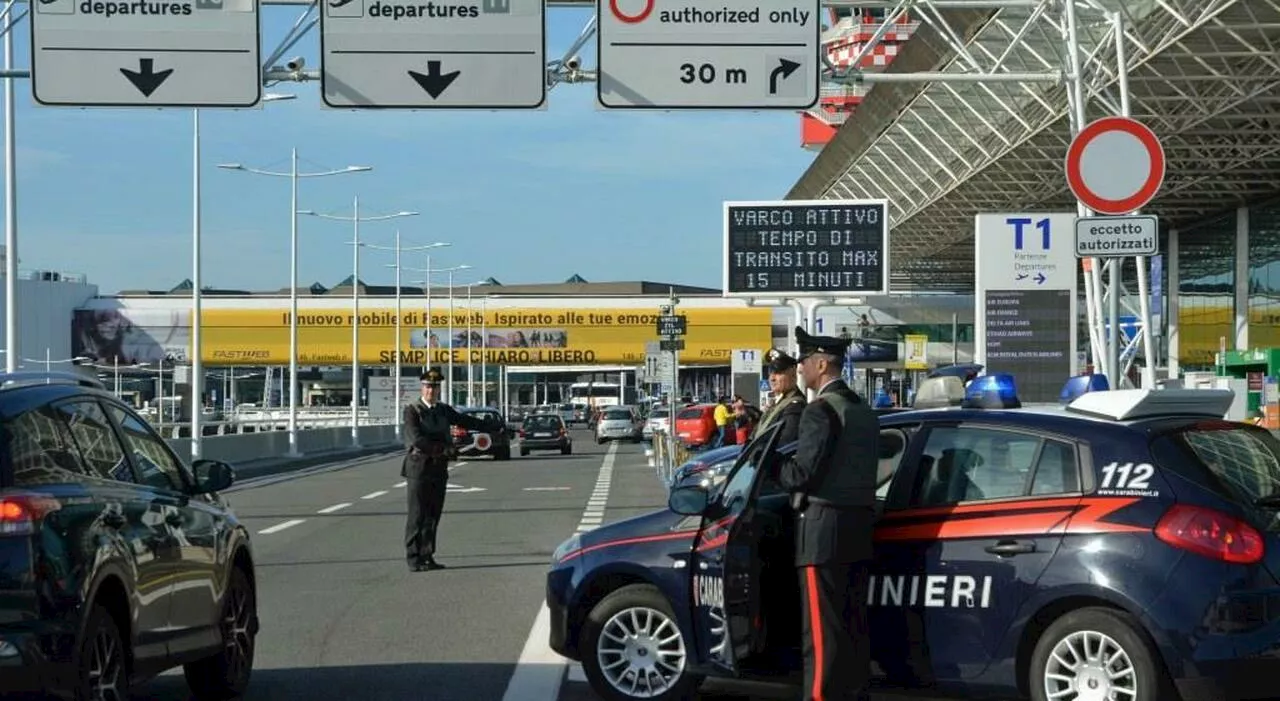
(647, 429, 689, 488)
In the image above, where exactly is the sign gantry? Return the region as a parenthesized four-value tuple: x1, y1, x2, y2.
(30, 0, 263, 107)
(319, 0, 547, 109)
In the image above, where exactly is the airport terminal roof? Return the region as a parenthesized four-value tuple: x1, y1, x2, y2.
(788, 0, 1280, 293)
(115, 276, 723, 298)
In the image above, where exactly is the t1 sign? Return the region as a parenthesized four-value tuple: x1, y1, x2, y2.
(723, 199, 890, 297)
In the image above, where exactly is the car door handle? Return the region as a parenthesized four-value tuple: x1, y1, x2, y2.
(985, 540, 1036, 556)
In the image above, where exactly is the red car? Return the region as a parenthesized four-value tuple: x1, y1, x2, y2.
(673, 404, 717, 447)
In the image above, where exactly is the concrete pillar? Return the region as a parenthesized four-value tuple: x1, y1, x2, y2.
(1235, 206, 1250, 351)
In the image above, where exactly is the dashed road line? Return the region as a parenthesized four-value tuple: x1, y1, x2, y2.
(318, 503, 351, 514)
(361, 490, 388, 500)
(503, 441, 620, 701)
(258, 519, 305, 535)
(395, 480, 408, 488)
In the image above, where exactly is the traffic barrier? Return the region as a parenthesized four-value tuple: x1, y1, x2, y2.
(165, 424, 399, 466)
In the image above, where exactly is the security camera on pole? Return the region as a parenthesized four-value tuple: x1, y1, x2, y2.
(365, 235, 450, 441)
(300, 199, 419, 448)
(217, 152, 372, 458)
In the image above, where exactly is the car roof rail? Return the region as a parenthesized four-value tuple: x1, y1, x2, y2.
(0, 370, 107, 392)
(1064, 388, 1235, 421)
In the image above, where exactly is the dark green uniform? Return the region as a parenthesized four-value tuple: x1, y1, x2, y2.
(777, 329, 880, 701)
(753, 386, 805, 445)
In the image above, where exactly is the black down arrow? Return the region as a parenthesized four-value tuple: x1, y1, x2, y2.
(120, 58, 174, 97)
(408, 60, 460, 99)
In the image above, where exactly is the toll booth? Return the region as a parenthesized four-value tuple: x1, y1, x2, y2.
(1215, 348, 1280, 427)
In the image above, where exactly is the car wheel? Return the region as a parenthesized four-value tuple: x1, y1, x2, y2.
(520, 447, 530, 457)
(581, 584, 702, 701)
(75, 605, 127, 701)
(185, 566, 257, 700)
(1029, 607, 1168, 701)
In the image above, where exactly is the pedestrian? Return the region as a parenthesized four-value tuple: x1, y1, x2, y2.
(711, 396, 731, 448)
(401, 368, 501, 572)
(751, 348, 806, 445)
(775, 327, 879, 701)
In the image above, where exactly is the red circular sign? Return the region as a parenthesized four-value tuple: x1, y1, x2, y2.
(474, 433, 492, 451)
(609, 0, 653, 23)
(1065, 116, 1165, 215)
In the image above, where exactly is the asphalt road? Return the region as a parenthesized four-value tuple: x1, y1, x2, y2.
(129, 430, 953, 701)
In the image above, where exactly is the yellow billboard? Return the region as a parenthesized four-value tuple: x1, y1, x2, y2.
(198, 306, 772, 366)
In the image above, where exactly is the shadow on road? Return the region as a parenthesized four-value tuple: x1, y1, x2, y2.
(131, 662, 524, 700)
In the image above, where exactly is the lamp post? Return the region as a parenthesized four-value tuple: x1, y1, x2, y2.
(365, 234, 449, 439)
(406, 262, 470, 404)
(301, 199, 418, 447)
(217, 153, 371, 457)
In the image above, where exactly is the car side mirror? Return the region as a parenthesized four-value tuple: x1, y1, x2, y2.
(668, 485, 710, 516)
(191, 459, 235, 494)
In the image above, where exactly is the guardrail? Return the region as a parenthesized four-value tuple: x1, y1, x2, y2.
(163, 424, 401, 466)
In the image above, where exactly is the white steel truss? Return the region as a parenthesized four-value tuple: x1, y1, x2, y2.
(788, 0, 1280, 294)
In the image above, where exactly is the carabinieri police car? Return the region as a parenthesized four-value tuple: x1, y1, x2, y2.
(546, 374, 1280, 701)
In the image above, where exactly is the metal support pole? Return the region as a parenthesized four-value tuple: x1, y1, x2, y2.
(1112, 11, 1156, 389)
(191, 108, 203, 459)
(447, 270, 455, 404)
(425, 254, 432, 372)
(350, 196, 362, 447)
(3, 1, 16, 374)
(393, 229, 402, 439)
(480, 296, 488, 407)
(287, 149, 300, 456)
(466, 284, 473, 406)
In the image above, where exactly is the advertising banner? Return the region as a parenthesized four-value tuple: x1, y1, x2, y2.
(904, 334, 928, 369)
(72, 306, 772, 366)
(974, 213, 1080, 403)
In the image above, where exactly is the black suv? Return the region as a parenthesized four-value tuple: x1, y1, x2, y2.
(452, 407, 513, 460)
(0, 371, 258, 700)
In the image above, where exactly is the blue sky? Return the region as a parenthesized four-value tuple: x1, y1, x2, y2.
(11, 5, 818, 295)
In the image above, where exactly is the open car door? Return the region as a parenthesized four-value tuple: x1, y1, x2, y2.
(687, 423, 784, 676)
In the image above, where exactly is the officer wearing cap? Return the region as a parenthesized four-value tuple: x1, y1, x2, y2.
(751, 348, 806, 445)
(401, 368, 500, 572)
(776, 326, 879, 701)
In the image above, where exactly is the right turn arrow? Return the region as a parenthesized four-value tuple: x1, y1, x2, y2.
(768, 58, 801, 95)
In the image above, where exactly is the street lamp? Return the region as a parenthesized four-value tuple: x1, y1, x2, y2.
(216, 153, 372, 457)
(300, 199, 418, 447)
(407, 263, 470, 404)
(365, 234, 450, 440)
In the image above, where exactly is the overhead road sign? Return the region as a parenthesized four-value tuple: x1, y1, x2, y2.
(1075, 215, 1159, 258)
(320, 0, 546, 109)
(597, 0, 820, 109)
(723, 199, 889, 297)
(1066, 116, 1166, 215)
(30, 0, 262, 107)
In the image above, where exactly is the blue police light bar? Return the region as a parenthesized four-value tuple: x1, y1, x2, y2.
(1059, 373, 1110, 405)
(962, 373, 1021, 409)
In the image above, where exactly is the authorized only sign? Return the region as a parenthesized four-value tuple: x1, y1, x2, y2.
(1074, 214, 1159, 258)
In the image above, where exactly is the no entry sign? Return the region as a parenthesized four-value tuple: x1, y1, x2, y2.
(1065, 116, 1166, 215)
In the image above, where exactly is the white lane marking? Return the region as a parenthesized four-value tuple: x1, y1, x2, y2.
(318, 503, 352, 514)
(501, 604, 566, 701)
(506, 440, 619, 701)
(524, 487, 571, 492)
(395, 481, 408, 488)
(258, 519, 306, 535)
(361, 490, 388, 500)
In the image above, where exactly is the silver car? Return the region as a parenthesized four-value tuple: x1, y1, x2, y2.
(642, 407, 670, 440)
(595, 407, 640, 444)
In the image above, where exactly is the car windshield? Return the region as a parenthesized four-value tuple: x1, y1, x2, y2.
(603, 410, 630, 421)
(1157, 422, 1280, 524)
(524, 416, 560, 430)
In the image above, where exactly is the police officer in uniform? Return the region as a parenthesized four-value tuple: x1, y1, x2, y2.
(401, 368, 499, 572)
(776, 327, 879, 701)
(751, 348, 806, 445)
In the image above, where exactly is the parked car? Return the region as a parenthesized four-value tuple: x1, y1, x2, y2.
(452, 406, 512, 460)
(0, 370, 258, 700)
(673, 404, 717, 448)
(642, 406, 671, 441)
(595, 406, 641, 444)
(520, 413, 572, 456)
